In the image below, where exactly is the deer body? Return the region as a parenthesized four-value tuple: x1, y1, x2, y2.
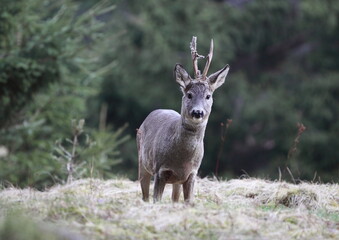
(137, 37, 230, 203)
(138, 109, 204, 182)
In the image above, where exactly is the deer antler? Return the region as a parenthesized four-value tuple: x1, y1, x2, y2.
(190, 36, 204, 78)
(202, 39, 213, 80)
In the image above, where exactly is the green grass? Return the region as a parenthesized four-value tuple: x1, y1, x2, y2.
(0, 178, 338, 240)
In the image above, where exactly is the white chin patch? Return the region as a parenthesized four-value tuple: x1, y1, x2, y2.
(191, 117, 204, 124)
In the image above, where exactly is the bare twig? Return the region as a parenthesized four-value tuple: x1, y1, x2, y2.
(286, 166, 296, 184)
(99, 102, 108, 131)
(287, 122, 306, 178)
(67, 133, 77, 184)
(288, 123, 306, 160)
(215, 119, 232, 178)
(67, 119, 85, 184)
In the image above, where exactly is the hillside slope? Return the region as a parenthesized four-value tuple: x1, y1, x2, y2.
(0, 178, 338, 239)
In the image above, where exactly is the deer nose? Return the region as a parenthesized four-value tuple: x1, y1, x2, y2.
(191, 110, 204, 119)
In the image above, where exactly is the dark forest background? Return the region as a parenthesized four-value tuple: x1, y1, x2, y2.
(0, 0, 338, 188)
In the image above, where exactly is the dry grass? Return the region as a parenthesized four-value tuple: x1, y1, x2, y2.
(0, 178, 338, 239)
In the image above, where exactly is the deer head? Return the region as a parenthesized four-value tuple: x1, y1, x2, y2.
(174, 36, 230, 126)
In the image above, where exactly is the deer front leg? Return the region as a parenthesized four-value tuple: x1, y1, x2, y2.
(153, 172, 166, 203)
(172, 184, 181, 202)
(183, 173, 196, 204)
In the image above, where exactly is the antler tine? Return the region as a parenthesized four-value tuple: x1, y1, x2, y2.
(202, 39, 214, 80)
(190, 36, 204, 78)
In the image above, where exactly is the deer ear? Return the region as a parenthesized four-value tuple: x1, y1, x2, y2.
(174, 64, 191, 89)
(208, 65, 230, 91)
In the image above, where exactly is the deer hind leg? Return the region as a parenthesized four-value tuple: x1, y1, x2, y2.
(183, 173, 196, 204)
(172, 184, 181, 202)
(139, 162, 152, 202)
(137, 129, 152, 202)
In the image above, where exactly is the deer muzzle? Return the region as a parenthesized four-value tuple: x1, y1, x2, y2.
(191, 110, 204, 119)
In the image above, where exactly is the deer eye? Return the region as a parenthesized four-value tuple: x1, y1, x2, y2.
(187, 93, 193, 99)
(206, 95, 211, 100)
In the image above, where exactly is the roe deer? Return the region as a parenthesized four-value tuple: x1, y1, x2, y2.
(137, 36, 230, 203)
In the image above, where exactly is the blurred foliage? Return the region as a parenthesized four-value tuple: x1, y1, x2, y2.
(53, 119, 129, 183)
(0, 0, 112, 126)
(0, 0, 125, 188)
(0, 0, 338, 187)
(0, 210, 81, 240)
(91, 0, 338, 182)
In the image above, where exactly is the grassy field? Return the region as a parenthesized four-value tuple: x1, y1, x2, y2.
(0, 178, 338, 240)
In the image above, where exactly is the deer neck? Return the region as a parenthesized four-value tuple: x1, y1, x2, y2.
(179, 117, 207, 143)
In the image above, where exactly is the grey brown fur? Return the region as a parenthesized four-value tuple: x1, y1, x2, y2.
(137, 37, 230, 203)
